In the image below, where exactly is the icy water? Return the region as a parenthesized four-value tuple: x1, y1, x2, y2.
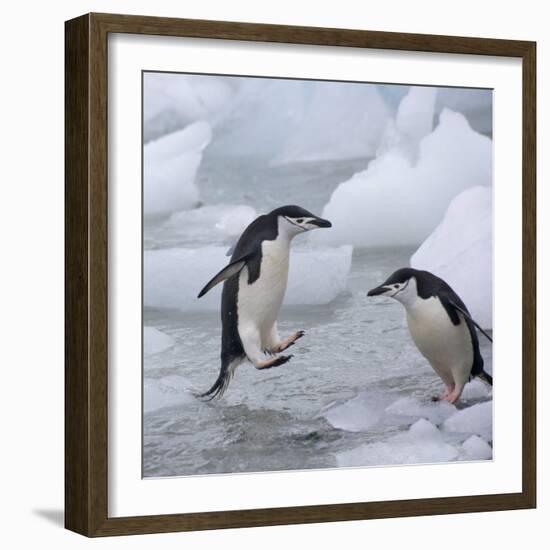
(143, 156, 493, 478)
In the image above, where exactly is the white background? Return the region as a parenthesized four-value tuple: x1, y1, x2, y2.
(0, 0, 546, 548)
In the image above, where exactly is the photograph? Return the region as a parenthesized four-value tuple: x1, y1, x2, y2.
(142, 71, 494, 478)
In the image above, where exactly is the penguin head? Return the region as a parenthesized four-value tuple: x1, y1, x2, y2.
(269, 205, 332, 238)
(367, 268, 420, 307)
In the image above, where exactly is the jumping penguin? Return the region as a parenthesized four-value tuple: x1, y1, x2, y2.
(197, 205, 332, 399)
(367, 268, 493, 403)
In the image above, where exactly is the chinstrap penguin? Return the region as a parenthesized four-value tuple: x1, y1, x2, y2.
(197, 205, 332, 399)
(368, 268, 493, 403)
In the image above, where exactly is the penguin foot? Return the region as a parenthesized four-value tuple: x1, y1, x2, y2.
(432, 392, 449, 402)
(275, 331, 305, 352)
(432, 384, 455, 402)
(255, 354, 293, 369)
(445, 390, 463, 404)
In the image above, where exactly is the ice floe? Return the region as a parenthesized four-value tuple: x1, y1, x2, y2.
(144, 327, 174, 357)
(144, 375, 195, 413)
(411, 186, 492, 328)
(337, 418, 459, 467)
(144, 245, 352, 311)
(324, 392, 458, 433)
(144, 121, 212, 218)
(460, 377, 492, 400)
(323, 392, 389, 432)
(460, 435, 493, 460)
(151, 204, 258, 248)
(326, 390, 493, 467)
(442, 401, 493, 442)
(384, 395, 456, 425)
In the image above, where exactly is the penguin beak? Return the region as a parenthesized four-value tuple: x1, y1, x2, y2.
(310, 217, 332, 228)
(367, 285, 391, 297)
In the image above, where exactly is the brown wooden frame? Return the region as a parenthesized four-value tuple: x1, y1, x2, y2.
(65, 12, 537, 537)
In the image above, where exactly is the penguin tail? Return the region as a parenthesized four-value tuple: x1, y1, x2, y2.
(477, 370, 493, 387)
(196, 356, 242, 401)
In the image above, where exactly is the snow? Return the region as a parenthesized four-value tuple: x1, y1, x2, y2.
(144, 327, 174, 357)
(144, 121, 212, 218)
(460, 435, 493, 460)
(411, 186, 492, 328)
(315, 108, 492, 248)
(144, 245, 352, 311)
(144, 375, 195, 413)
(442, 401, 493, 442)
(337, 418, 459, 467)
(153, 204, 257, 247)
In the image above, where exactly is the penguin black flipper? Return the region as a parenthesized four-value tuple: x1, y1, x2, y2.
(439, 292, 492, 385)
(197, 254, 252, 298)
(447, 300, 493, 343)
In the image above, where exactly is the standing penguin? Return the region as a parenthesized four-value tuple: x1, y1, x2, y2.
(197, 205, 332, 399)
(367, 268, 492, 403)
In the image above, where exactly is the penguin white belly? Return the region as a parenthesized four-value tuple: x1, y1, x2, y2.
(236, 239, 290, 348)
(406, 297, 473, 385)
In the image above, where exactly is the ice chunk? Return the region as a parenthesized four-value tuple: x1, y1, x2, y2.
(385, 396, 456, 425)
(323, 392, 389, 432)
(144, 246, 226, 311)
(460, 378, 492, 400)
(324, 392, 456, 433)
(144, 245, 352, 311)
(337, 418, 458, 467)
(316, 109, 492, 248)
(144, 121, 212, 217)
(211, 78, 391, 162)
(377, 85, 492, 137)
(442, 401, 492, 442)
(215, 205, 258, 238)
(285, 246, 352, 305)
(437, 88, 492, 136)
(377, 87, 437, 161)
(153, 204, 257, 247)
(275, 82, 390, 163)
(209, 78, 310, 158)
(144, 327, 174, 356)
(461, 435, 493, 460)
(411, 186, 492, 328)
(396, 87, 437, 145)
(144, 375, 194, 413)
(144, 73, 236, 142)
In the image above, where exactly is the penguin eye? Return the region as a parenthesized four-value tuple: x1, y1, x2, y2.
(394, 284, 400, 289)
(296, 218, 304, 224)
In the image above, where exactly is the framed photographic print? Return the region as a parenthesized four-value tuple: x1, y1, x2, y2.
(65, 13, 536, 537)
